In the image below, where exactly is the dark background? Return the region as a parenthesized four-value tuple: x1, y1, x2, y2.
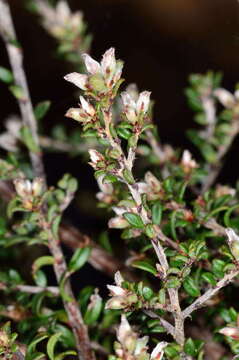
(1, 0, 239, 242)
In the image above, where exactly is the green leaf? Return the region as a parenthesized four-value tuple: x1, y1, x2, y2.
(47, 333, 62, 360)
(142, 287, 154, 300)
(9, 85, 25, 100)
(202, 272, 216, 285)
(51, 215, 62, 238)
(152, 201, 163, 225)
(132, 261, 157, 275)
(68, 247, 91, 272)
(0, 66, 13, 83)
(123, 213, 144, 228)
(84, 295, 103, 325)
(33, 256, 54, 274)
(20, 126, 40, 153)
(184, 338, 196, 356)
(145, 224, 156, 238)
(183, 276, 200, 297)
(166, 277, 181, 288)
(34, 101, 51, 121)
(26, 333, 49, 356)
(98, 231, 113, 254)
(34, 270, 47, 287)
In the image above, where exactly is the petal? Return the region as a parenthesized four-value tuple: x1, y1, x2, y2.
(214, 88, 235, 109)
(101, 48, 116, 76)
(136, 91, 151, 114)
(121, 91, 136, 108)
(79, 96, 95, 116)
(65, 108, 88, 122)
(82, 53, 101, 75)
(117, 315, 131, 344)
(88, 149, 104, 163)
(107, 285, 126, 296)
(151, 342, 168, 360)
(97, 174, 113, 194)
(219, 327, 239, 340)
(64, 72, 87, 90)
(126, 83, 139, 101)
(134, 336, 149, 356)
(113, 60, 124, 84)
(108, 216, 129, 229)
(115, 271, 124, 286)
(225, 228, 239, 245)
(56, 0, 71, 23)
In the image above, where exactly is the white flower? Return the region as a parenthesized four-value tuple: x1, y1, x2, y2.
(37, 0, 84, 38)
(219, 327, 239, 339)
(150, 342, 168, 360)
(214, 88, 238, 109)
(64, 48, 123, 93)
(121, 90, 151, 123)
(88, 149, 104, 164)
(14, 178, 44, 198)
(225, 228, 239, 260)
(181, 150, 198, 173)
(14, 179, 32, 198)
(117, 315, 132, 345)
(107, 285, 126, 296)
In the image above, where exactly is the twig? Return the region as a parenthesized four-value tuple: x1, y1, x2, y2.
(0, 0, 45, 181)
(0, 282, 59, 296)
(201, 116, 239, 193)
(182, 268, 239, 319)
(143, 309, 175, 337)
(59, 224, 137, 281)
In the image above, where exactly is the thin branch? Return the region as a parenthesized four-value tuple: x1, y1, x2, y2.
(143, 310, 175, 337)
(0, 0, 45, 180)
(182, 268, 239, 319)
(201, 118, 239, 193)
(0, 282, 59, 296)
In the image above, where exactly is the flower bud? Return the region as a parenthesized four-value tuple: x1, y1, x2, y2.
(14, 179, 32, 198)
(219, 327, 239, 340)
(32, 177, 44, 197)
(150, 342, 168, 360)
(108, 216, 129, 229)
(225, 228, 239, 260)
(105, 296, 127, 310)
(214, 88, 235, 109)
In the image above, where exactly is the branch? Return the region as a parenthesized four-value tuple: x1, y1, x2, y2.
(143, 309, 175, 337)
(0, 0, 45, 180)
(182, 268, 239, 319)
(201, 117, 239, 193)
(0, 282, 59, 296)
(59, 224, 137, 281)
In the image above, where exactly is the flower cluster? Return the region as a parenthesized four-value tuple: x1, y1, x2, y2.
(13, 178, 44, 210)
(114, 315, 167, 360)
(64, 48, 123, 98)
(106, 272, 138, 310)
(36, 0, 85, 41)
